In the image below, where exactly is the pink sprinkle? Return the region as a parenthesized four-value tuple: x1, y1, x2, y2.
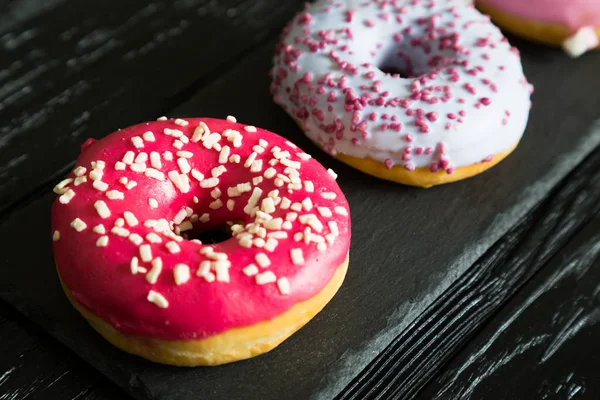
(301, 72, 312, 83)
(480, 97, 491, 106)
(424, 147, 433, 155)
(446, 167, 455, 175)
(430, 163, 440, 172)
(365, 19, 375, 27)
(415, 147, 423, 155)
(369, 112, 377, 121)
(385, 159, 393, 169)
(405, 134, 414, 142)
(447, 113, 457, 120)
(426, 112, 438, 122)
(404, 163, 415, 171)
(345, 9, 355, 23)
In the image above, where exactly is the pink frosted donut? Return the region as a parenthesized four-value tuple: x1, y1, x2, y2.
(476, 0, 600, 57)
(51, 117, 350, 366)
(271, 0, 532, 187)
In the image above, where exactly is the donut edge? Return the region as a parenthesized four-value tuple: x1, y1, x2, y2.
(330, 143, 518, 188)
(476, 1, 600, 48)
(56, 254, 349, 366)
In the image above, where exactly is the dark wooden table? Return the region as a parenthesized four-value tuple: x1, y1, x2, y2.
(1, 1, 599, 399)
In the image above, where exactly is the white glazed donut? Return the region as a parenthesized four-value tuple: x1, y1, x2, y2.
(271, 0, 533, 187)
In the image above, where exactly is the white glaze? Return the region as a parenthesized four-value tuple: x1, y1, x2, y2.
(272, 0, 532, 172)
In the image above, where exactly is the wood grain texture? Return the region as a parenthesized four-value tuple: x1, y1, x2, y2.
(419, 214, 600, 400)
(0, 303, 124, 400)
(0, 0, 302, 217)
(1, 36, 599, 400)
(336, 139, 600, 400)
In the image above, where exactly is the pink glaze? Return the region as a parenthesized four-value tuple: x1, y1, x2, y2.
(51, 118, 351, 340)
(478, 0, 600, 31)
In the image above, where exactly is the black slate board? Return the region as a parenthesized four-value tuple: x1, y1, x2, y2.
(1, 37, 600, 400)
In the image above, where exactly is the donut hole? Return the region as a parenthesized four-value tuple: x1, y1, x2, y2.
(185, 224, 233, 245)
(376, 35, 459, 78)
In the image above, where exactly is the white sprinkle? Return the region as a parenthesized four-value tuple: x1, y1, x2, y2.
(145, 232, 161, 243)
(209, 199, 223, 210)
(92, 224, 105, 234)
(244, 187, 263, 215)
(145, 168, 165, 181)
(250, 160, 263, 173)
(286, 212, 298, 221)
(175, 118, 189, 126)
(145, 258, 163, 283)
(135, 152, 148, 164)
(299, 214, 324, 232)
(302, 197, 313, 211)
(279, 197, 291, 209)
(191, 169, 204, 182)
(264, 218, 283, 230)
(243, 264, 259, 276)
(297, 152, 311, 160)
(191, 122, 209, 142)
(148, 198, 159, 208)
(255, 253, 271, 268)
(226, 115, 237, 122)
(199, 213, 210, 223)
(114, 161, 126, 171)
(164, 128, 183, 137)
(173, 209, 187, 224)
(327, 168, 338, 179)
(93, 160, 106, 170)
(163, 151, 173, 161)
(196, 260, 211, 277)
(254, 238, 266, 247)
(94, 200, 111, 218)
(59, 189, 76, 204)
(328, 221, 339, 236)
(147, 290, 168, 308)
(72, 167, 86, 178)
(157, 116, 168, 121)
(290, 202, 302, 212)
(168, 170, 185, 192)
(280, 158, 300, 169)
(89, 169, 103, 181)
(290, 248, 304, 265)
(203, 132, 221, 149)
(111, 226, 130, 237)
(255, 271, 276, 285)
(200, 177, 219, 188)
(229, 154, 241, 163)
(214, 260, 231, 282)
(261, 197, 276, 213)
(274, 178, 284, 187)
(304, 181, 314, 192)
(52, 230, 60, 241)
(122, 151, 135, 165)
(253, 176, 263, 186)
(131, 136, 144, 148)
(70, 218, 87, 232)
(130, 256, 140, 275)
(144, 219, 158, 228)
(335, 206, 348, 216)
(105, 190, 123, 200)
(74, 176, 87, 186)
(244, 125, 257, 132)
(172, 140, 183, 149)
(123, 211, 139, 226)
(143, 131, 155, 142)
(126, 181, 137, 190)
(178, 221, 193, 232)
(131, 162, 146, 173)
(211, 165, 227, 178)
(321, 192, 337, 200)
(137, 245, 151, 263)
(92, 180, 108, 192)
(173, 264, 191, 285)
(148, 152, 161, 170)
(252, 145, 265, 154)
(268, 231, 287, 239)
(562, 26, 600, 58)
(318, 207, 332, 218)
(93, 235, 108, 247)
(128, 233, 143, 246)
(277, 278, 290, 295)
(177, 158, 191, 174)
(264, 238, 278, 252)
(166, 241, 181, 254)
(177, 151, 194, 159)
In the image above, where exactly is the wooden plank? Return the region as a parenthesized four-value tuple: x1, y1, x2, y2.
(419, 214, 600, 399)
(1, 36, 600, 400)
(0, 304, 125, 400)
(336, 145, 600, 399)
(0, 0, 302, 216)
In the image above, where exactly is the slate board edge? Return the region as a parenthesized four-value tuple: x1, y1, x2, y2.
(315, 121, 600, 399)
